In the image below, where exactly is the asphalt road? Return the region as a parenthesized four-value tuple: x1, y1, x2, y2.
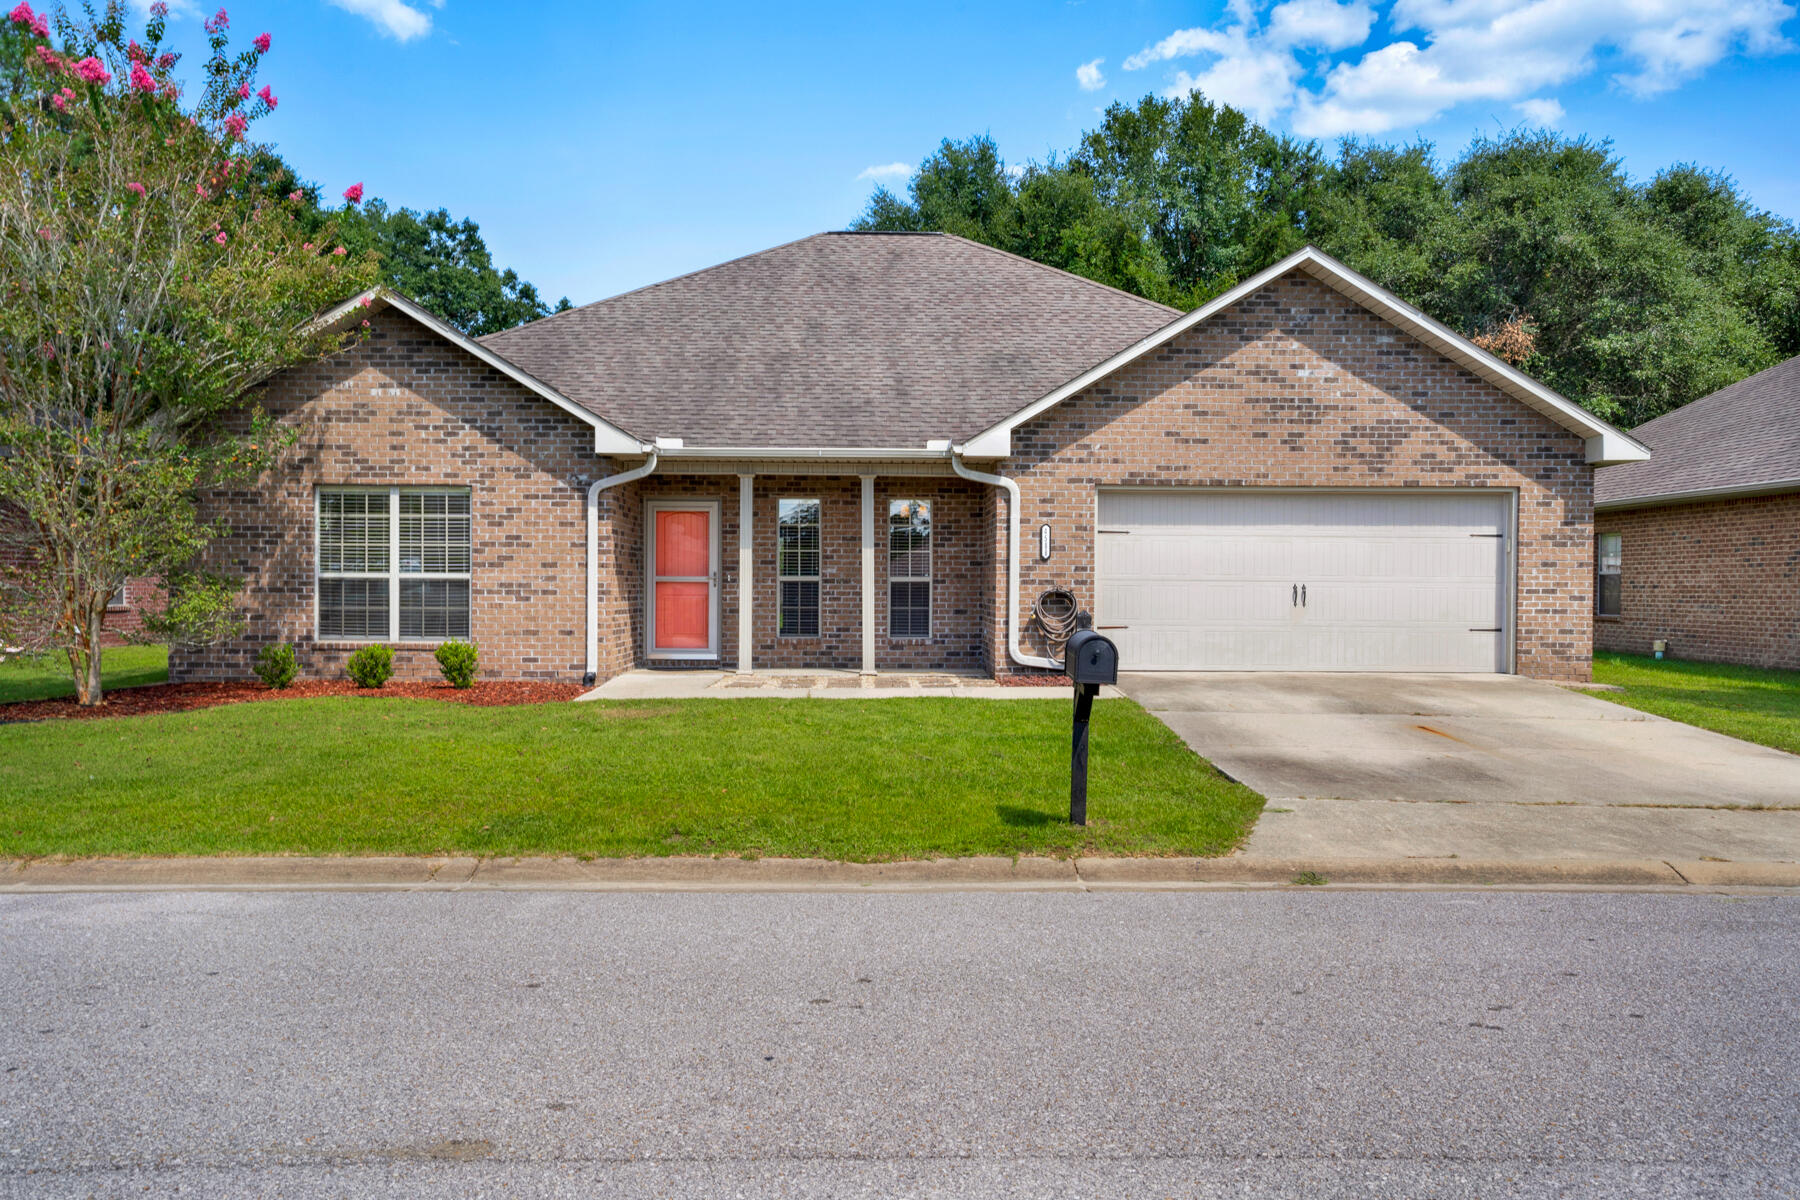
(3, 890, 1797, 1199)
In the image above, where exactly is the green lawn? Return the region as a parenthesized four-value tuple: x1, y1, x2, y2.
(1590, 652, 1800, 756)
(0, 644, 169, 705)
(0, 696, 1262, 860)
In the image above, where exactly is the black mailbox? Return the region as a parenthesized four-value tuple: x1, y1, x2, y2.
(1064, 628, 1118, 687)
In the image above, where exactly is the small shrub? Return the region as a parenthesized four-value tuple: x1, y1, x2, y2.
(434, 639, 479, 689)
(252, 642, 299, 690)
(345, 643, 394, 689)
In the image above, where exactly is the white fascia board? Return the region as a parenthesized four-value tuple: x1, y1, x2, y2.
(962, 246, 1652, 465)
(1595, 475, 1800, 511)
(313, 289, 648, 457)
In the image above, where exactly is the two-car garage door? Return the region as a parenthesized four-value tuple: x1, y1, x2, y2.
(1095, 490, 1510, 672)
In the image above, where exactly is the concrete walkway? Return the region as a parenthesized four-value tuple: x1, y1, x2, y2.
(580, 669, 1104, 701)
(1119, 672, 1800, 865)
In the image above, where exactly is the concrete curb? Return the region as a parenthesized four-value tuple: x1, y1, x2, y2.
(1, 854, 1796, 892)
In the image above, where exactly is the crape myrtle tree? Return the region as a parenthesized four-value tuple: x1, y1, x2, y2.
(0, 1, 377, 705)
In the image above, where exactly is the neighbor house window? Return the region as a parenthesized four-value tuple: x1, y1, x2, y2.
(317, 487, 470, 641)
(888, 499, 932, 638)
(1596, 532, 1621, 618)
(777, 498, 821, 637)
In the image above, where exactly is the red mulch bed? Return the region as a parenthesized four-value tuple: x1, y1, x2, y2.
(0, 679, 586, 724)
(998, 673, 1073, 687)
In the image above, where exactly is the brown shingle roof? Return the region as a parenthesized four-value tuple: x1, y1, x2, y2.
(1596, 355, 1800, 507)
(477, 232, 1179, 449)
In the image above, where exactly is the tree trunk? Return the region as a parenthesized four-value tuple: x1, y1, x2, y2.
(70, 598, 108, 707)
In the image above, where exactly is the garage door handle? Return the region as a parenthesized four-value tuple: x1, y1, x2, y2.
(1301, 584, 1307, 607)
(1292, 584, 1298, 607)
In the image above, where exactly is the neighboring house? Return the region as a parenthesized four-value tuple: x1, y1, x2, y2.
(1594, 357, 1800, 669)
(171, 235, 1647, 686)
(0, 500, 150, 647)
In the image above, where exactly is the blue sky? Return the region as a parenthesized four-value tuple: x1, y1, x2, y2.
(145, 0, 1800, 306)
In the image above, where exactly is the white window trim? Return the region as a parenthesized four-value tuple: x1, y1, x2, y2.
(315, 485, 471, 644)
(1596, 531, 1622, 619)
(777, 497, 822, 640)
(887, 498, 932, 640)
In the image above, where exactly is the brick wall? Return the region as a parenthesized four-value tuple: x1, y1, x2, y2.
(1595, 492, 1800, 670)
(988, 270, 1596, 681)
(173, 308, 597, 683)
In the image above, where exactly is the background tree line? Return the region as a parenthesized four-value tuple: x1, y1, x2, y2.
(856, 94, 1800, 429)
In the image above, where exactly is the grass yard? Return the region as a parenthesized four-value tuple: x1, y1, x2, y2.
(0, 644, 169, 705)
(0, 695, 1262, 861)
(1591, 652, 1800, 756)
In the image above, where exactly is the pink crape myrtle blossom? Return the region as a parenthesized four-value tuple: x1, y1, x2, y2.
(128, 39, 145, 61)
(150, 0, 167, 16)
(213, 231, 227, 244)
(303, 242, 314, 251)
(342, 182, 363, 204)
(50, 92, 65, 110)
(359, 295, 373, 308)
(289, 191, 303, 202)
(129, 62, 156, 93)
(223, 112, 247, 140)
(203, 7, 227, 33)
(195, 183, 209, 199)
(253, 32, 270, 53)
(126, 182, 147, 197)
(257, 84, 277, 109)
(34, 45, 61, 69)
(72, 57, 110, 85)
(237, 81, 250, 99)
(331, 246, 346, 256)
(156, 52, 175, 69)
(7, 3, 34, 28)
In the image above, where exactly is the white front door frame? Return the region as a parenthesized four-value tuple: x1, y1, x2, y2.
(645, 498, 722, 660)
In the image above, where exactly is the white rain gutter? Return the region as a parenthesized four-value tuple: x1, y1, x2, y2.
(950, 450, 1061, 672)
(585, 448, 659, 682)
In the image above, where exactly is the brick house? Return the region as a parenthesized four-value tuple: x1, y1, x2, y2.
(1595, 356, 1799, 669)
(172, 235, 1647, 686)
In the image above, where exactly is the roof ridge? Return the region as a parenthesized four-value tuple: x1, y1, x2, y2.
(936, 233, 1183, 316)
(479, 231, 837, 345)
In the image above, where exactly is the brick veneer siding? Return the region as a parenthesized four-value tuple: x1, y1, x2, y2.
(987, 270, 1596, 681)
(0, 501, 154, 647)
(173, 308, 599, 683)
(1595, 492, 1800, 670)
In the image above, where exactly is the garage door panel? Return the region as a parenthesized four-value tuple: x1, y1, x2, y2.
(1096, 490, 1508, 673)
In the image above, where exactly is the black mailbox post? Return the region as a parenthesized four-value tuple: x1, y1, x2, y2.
(1063, 625, 1118, 826)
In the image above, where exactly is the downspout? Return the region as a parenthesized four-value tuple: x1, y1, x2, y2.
(950, 451, 1062, 671)
(585, 448, 659, 683)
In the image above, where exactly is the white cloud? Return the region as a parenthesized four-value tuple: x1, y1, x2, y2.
(857, 162, 912, 181)
(1513, 96, 1565, 125)
(1076, 57, 1107, 90)
(326, 0, 435, 41)
(1116, 0, 1794, 138)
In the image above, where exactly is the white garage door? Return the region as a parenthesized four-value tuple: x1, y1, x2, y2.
(1096, 490, 1510, 672)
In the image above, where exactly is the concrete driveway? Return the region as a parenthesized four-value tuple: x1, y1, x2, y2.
(1119, 673, 1800, 863)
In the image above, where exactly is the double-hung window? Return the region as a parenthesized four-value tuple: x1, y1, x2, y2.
(1596, 532, 1621, 618)
(888, 499, 932, 638)
(777, 498, 821, 637)
(318, 487, 471, 641)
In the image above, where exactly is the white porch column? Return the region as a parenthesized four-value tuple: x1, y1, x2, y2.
(860, 474, 876, 676)
(737, 473, 754, 674)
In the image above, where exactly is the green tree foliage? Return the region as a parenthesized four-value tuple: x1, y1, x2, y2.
(336, 200, 571, 336)
(0, 2, 378, 705)
(857, 96, 1800, 426)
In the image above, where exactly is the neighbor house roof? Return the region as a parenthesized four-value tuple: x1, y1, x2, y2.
(477, 232, 1180, 451)
(1596, 354, 1800, 509)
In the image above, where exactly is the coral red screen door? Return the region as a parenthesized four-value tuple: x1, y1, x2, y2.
(648, 502, 717, 657)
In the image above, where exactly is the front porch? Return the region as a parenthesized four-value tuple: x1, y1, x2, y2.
(580, 667, 1076, 700)
(595, 460, 998, 681)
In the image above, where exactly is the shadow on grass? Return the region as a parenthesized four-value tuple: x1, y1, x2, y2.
(996, 804, 1059, 828)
